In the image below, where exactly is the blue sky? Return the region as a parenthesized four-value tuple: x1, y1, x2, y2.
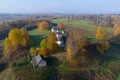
(0, 0, 120, 14)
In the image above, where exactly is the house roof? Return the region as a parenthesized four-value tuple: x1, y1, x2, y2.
(56, 32, 62, 35)
(31, 55, 44, 66)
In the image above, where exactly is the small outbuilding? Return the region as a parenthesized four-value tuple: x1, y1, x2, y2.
(31, 55, 47, 68)
(51, 27, 58, 33)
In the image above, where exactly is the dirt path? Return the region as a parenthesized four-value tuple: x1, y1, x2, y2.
(52, 52, 66, 61)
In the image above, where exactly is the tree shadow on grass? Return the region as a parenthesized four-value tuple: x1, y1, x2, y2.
(0, 63, 7, 72)
(30, 35, 47, 47)
(51, 23, 57, 27)
(45, 56, 62, 67)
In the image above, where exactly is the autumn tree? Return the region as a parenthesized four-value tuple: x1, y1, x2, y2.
(29, 47, 37, 57)
(38, 47, 48, 57)
(38, 32, 58, 57)
(57, 22, 64, 30)
(95, 25, 110, 60)
(66, 29, 86, 66)
(96, 25, 107, 40)
(4, 28, 31, 59)
(39, 39, 49, 57)
(8, 28, 30, 49)
(114, 22, 120, 38)
(21, 30, 31, 47)
(37, 21, 49, 30)
(4, 37, 14, 58)
(40, 39, 47, 48)
(46, 32, 58, 53)
(114, 27, 120, 37)
(97, 41, 110, 54)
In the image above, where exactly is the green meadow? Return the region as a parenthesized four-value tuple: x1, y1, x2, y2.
(28, 18, 114, 47)
(28, 29, 50, 47)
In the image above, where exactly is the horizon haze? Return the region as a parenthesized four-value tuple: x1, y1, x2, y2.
(0, 0, 120, 14)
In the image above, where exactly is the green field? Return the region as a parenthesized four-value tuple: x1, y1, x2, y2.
(53, 18, 96, 31)
(0, 18, 117, 80)
(28, 18, 97, 47)
(53, 18, 114, 42)
(53, 18, 113, 35)
(28, 18, 114, 47)
(28, 29, 50, 47)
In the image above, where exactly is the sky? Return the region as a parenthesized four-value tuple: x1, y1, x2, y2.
(0, 0, 120, 14)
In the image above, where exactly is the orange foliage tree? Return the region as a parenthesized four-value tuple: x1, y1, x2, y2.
(37, 21, 49, 30)
(57, 22, 64, 30)
(114, 22, 120, 37)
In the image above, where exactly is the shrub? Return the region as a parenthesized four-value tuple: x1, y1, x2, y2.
(40, 39, 47, 48)
(38, 47, 49, 57)
(97, 41, 110, 54)
(9, 61, 17, 68)
(29, 47, 37, 57)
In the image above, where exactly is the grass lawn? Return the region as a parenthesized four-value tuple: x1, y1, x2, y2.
(52, 18, 120, 80)
(116, 73, 120, 80)
(53, 18, 96, 31)
(0, 18, 117, 80)
(27, 18, 114, 47)
(53, 18, 113, 33)
(28, 28, 50, 47)
(53, 18, 114, 42)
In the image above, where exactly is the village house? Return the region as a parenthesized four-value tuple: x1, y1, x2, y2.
(56, 32, 64, 47)
(51, 27, 67, 47)
(31, 55, 47, 68)
(51, 27, 58, 33)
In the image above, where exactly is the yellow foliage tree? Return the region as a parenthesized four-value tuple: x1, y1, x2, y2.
(40, 39, 47, 48)
(29, 47, 37, 57)
(38, 47, 48, 57)
(4, 37, 14, 58)
(4, 28, 31, 59)
(21, 30, 30, 47)
(9, 29, 22, 49)
(96, 26, 107, 40)
(8, 28, 30, 49)
(96, 26, 110, 54)
(46, 32, 58, 52)
(39, 32, 58, 56)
